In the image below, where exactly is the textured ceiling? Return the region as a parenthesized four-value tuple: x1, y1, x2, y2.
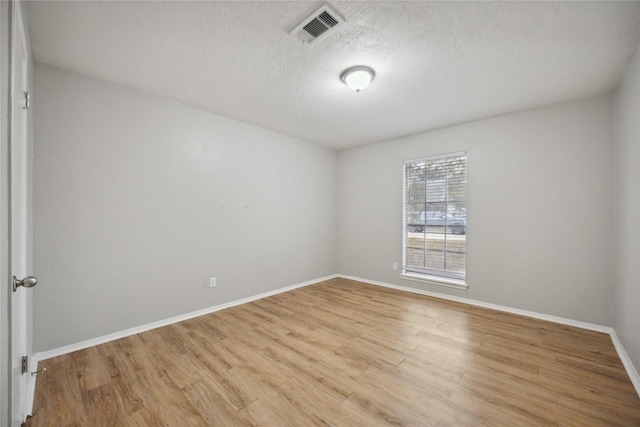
(26, 1, 640, 150)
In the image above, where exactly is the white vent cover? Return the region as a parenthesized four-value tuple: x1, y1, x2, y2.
(290, 4, 345, 45)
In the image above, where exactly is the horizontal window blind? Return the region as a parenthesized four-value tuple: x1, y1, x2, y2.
(403, 152, 467, 281)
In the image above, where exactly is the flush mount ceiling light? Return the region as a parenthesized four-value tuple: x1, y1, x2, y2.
(340, 66, 375, 93)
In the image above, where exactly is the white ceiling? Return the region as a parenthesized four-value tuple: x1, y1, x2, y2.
(26, 1, 640, 151)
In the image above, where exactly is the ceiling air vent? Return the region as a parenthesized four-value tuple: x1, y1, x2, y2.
(290, 4, 345, 45)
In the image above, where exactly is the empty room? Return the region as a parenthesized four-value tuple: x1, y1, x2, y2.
(2, 0, 640, 425)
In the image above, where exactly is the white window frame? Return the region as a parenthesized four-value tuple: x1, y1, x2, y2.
(401, 151, 468, 290)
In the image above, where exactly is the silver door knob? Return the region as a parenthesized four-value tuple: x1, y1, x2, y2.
(13, 276, 38, 292)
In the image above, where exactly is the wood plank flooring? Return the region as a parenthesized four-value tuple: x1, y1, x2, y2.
(26, 278, 640, 426)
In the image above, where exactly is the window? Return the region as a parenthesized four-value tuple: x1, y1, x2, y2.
(402, 152, 467, 287)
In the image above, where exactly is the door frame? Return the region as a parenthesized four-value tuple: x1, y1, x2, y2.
(0, 1, 9, 424)
(6, 0, 33, 424)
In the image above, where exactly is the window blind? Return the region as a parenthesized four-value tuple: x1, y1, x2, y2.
(403, 152, 467, 281)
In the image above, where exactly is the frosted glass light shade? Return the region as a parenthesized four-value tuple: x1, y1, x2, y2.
(341, 66, 375, 92)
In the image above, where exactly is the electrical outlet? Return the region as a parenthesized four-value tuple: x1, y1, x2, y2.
(392, 263, 398, 271)
(209, 277, 217, 288)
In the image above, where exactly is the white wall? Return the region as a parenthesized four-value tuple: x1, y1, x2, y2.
(338, 96, 613, 325)
(33, 63, 338, 352)
(613, 43, 640, 374)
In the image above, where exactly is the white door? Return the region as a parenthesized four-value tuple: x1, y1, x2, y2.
(10, 2, 34, 424)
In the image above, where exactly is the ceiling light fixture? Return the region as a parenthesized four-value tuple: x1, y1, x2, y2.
(340, 66, 375, 93)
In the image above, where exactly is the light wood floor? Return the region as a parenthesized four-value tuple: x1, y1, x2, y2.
(26, 278, 640, 426)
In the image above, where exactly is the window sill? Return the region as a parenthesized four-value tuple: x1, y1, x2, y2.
(399, 273, 468, 290)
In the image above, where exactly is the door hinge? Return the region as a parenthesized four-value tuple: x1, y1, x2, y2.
(21, 356, 28, 374)
(23, 91, 30, 110)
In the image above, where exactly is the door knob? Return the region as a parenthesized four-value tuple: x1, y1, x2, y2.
(13, 276, 38, 292)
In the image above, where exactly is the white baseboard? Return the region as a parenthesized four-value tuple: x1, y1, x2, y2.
(30, 272, 640, 402)
(34, 274, 338, 362)
(610, 329, 640, 397)
(339, 274, 640, 398)
(339, 274, 611, 333)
